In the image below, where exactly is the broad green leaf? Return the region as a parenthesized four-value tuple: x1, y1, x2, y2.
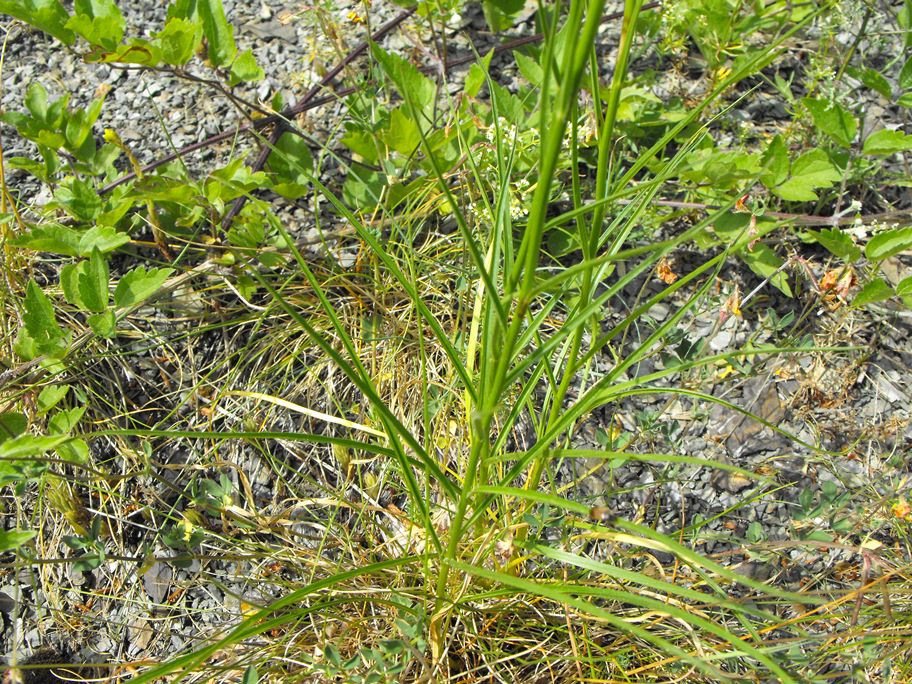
(48, 406, 85, 434)
(862, 67, 892, 99)
(808, 228, 861, 261)
(901, 55, 912, 90)
(862, 129, 912, 155)
(371, 45, 436, 122)
(37, 385, 69, 414)
(53, 176, 102, 220)
(78, 248, 109, 312)
(0, 412, 27, 444)
(0, 433, 70, 459)
(514, 51, 543, 87)
(382, 107, 420, 155)
(66, 0, 125, 49)
(852, 277, 893, 307)
(22, 280, 64, 345)
(802, 97, 857, 147)
(58, 436, 89, 463)
(897, 275, 912, 297)
(197, 0, 236, 67)
(759, 135, 789, 188)
(266, 132, 313, 183)
(0, 0, 75, 45)
(741, 243, 792, 296)
(899, 92, 912, 108)
(0, 529, 36, 552)
(241, 665, 259, 684)
(482, 0, 525, 31)
(113, 266, 174, 307)
(84, 38, 162, 65)
(865, 226, 912, 260)
(78, 225, 131, 255)
(88, 309, 116, 338)
(154, 16, 200, 65)
(60, 263, 84, 309)
(489, 82, 526, 126)
(773, 149, 840, 201)
(228, 49, 264, 86)
(11, 224, 82, 256)
(24, 80, 49, 121)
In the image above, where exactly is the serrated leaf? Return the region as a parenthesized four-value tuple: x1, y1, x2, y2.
(11, 224, 82, 256)
(514, 51, 543, 86)
(862, 68, 892, 99)
(198, 0, 236, 67)
(60, 263, 83, 309)
(773, 149, 840, 201)
(862, 129, 912, 155)
(37, 385, 69, 414)
(865, 226, 912, 260)
(228, 49, 264, 86)
(802, 97, 857, 147)
(371, 44, 436, 122)
(23, 280, 64, 343)
(78, 225, 131, 255)
(382, 107, 420, 155)
(113, 266, 174, 307)
(808, 228, 861, 261)
(0, 433, 70, 459)
(53, 176, 102, 220)
(66, 0, 125, 49)
(77, 248, 109, 312)
(0, 529, 36, 552)
(852, 277, 894, 307)
(87, 309, 116, 338)
(0, 0, 75, 45)
(48, 406, 85, 434)
(154, 16, 200, 65)
(490, 82, 526, 126)
(0, 412, 27, 444)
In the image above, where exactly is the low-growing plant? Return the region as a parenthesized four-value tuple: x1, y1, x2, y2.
(2, 0, 911, 681)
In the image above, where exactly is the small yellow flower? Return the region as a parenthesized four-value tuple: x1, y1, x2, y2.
(892, 499, 912, 522)
(347, 10, 365, 24)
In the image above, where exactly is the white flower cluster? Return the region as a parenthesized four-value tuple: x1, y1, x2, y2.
(467, 177, 532, 225)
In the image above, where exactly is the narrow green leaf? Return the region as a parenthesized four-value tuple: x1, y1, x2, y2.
(808, 228, 861, 261)
(852, 277, 894, 307)
(228, 49, 264, 86)
(464, 50, 494, 98)
(241, 665, 259, 684)
(862, 129, 912, 155)
(197, 0, 236, 67)
(865, 226, 912, 260)
(113, 266, 174, 307)
(0, 529, 36, 552)
(0, 0, 75, 45)
(901, 55, 912, 90)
